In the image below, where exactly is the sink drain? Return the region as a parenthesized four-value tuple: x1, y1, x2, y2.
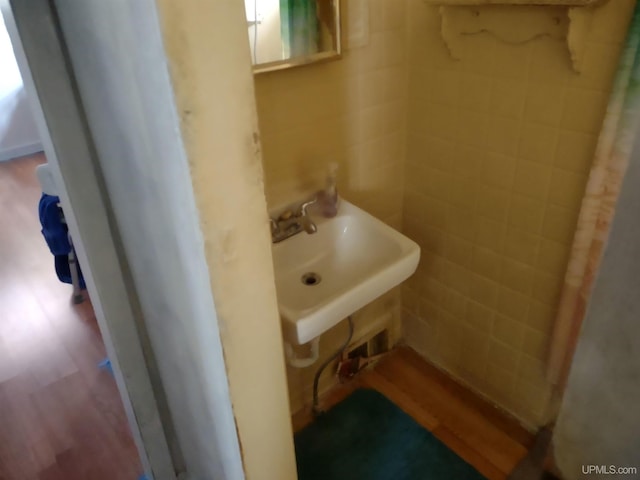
(301, 272, 322, 286)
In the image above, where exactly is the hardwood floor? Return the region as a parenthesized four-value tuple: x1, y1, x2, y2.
(0, 154, 142, 480)
(293, 346, 535, 480)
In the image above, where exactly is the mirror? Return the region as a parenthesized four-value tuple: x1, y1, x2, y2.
(245, 0, 341, 74)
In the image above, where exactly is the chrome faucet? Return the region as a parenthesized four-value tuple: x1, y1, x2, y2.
(270, 196, 318, 243)
(297, 197, 318, 234)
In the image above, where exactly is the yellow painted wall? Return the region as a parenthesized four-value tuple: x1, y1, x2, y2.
(255, 0, 408, 227)
(402, 0, 636, 427)
(254, 0, 408, 414)
(156, 0, 298, 478)
(156, 3, 635, 473)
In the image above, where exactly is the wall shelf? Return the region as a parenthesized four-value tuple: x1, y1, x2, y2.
(423, 0, 607, 72)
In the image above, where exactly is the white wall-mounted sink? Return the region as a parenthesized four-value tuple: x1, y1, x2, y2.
(272, 200, 420, 345)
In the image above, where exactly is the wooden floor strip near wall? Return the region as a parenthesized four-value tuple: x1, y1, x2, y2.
(292, 345, 534, 480)
(360, 370, 440, 431)
(375, 350, 529, 474)
(395, 347, 534, 448)
(432, 424, 507, 480)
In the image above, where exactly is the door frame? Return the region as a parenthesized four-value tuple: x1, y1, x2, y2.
(1, 2, 178, 478)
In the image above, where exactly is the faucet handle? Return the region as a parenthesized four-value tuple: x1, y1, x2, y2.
(278, 210, 294, 221)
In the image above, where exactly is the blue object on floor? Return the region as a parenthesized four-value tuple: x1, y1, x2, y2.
(294, 388, 486, 480)
(39, 194, 70, 256)
(53, 254, 86, 288)
(138, 475, 149, 480)
(38, 193, 86, 288)
(98, 357, 114, 376)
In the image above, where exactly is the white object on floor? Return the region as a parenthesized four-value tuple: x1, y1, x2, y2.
(36, 163, 57, 195)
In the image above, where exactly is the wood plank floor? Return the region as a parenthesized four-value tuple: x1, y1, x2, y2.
(0, 154, 142, 480)
(293, 346, 535, 480)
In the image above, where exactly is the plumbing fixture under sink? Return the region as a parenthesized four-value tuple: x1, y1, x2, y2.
(271, 199, 420, 345)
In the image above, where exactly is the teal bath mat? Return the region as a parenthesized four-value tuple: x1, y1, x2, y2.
(294, 389, 486, 480)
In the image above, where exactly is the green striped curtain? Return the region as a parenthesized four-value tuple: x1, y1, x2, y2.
(280, 0, 319, 58)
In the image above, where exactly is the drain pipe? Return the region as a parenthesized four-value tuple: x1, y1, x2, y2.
(313, 316, 354, 416)
(284, 337, 321, 368)
(284, 316, 355, 415)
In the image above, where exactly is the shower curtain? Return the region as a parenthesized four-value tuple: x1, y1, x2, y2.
(280, 0, 319, 58)
(547, 2, 640, 387)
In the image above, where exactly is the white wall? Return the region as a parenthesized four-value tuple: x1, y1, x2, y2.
(0, 13, 40, 161)
(51, 1, 245, 478)
(552, 126, 640, 478)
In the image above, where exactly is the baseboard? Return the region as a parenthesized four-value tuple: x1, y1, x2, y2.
(0, 142, 43, 162)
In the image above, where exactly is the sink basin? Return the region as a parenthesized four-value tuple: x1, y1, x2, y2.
(272, 200, 420, 345)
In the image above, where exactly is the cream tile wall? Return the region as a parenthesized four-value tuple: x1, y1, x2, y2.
(255, 1, 407, 227)
(402, 0, 636, 427)
(254, 0, 408, 414)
